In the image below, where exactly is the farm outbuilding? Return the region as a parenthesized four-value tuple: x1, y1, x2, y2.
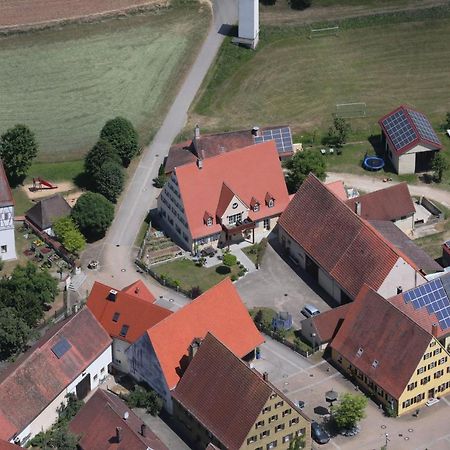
(379, 106, 442, 175)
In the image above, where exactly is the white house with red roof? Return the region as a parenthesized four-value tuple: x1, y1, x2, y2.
(379, 105, 442, 174)
(0, 161, 16, 261)
(157, 141, 290, 252)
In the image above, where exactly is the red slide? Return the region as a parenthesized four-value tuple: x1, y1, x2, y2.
(33, 177, 58, 189)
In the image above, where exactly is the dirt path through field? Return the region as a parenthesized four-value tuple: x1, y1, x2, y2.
(261, 0, 449, 26)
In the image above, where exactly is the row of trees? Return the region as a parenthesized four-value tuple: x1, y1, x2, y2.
(0, 263, 58, 359)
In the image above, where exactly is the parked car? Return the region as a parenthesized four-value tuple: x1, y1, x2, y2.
(301, 304, 320, 318)
(311, 421, 330, 445)
(296, 400, 305, 409)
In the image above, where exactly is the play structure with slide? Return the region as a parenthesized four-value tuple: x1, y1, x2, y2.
(32, 177, 58, 191)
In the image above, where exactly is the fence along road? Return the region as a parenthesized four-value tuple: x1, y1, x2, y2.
(91, 0, 238, 299)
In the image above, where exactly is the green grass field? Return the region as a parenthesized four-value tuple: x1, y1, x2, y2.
(193, 8, 450, 140)
(0, 2, 210, 161)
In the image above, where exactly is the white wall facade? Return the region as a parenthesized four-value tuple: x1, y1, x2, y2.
(239, 0, 259, 41)
(0, 205, 16, 261)
(12, 346, 112, 445)
(377, 257, 426, 299)
(394, 215, 415, 234)
(112, 338, 131, 374)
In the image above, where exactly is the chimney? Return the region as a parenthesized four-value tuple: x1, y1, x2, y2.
(194, 124, 200, 140)
(116, 427, 122, 443)
(188, 337, 202, 361)
(107, 289, 118, 301)
(196, 159, 203, 170)
(397, 286, 403, 294)
(251, 126, 260, 136)
(135, 287, 140, 294)
(123, 411, 129, 421)
(354, 201, 361, 216)
(432, 323, 439, 338)
(263, 371, 269, 382)
(141, 424, 146, 437)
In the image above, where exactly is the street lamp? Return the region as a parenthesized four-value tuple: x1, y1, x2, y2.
(385, 433, 390, 448)
(311, 332, 316, 353)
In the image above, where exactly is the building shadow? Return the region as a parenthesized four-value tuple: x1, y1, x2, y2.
(218, 24, 237, 37)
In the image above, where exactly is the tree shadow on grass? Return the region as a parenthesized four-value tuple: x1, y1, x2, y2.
(73, 171, 94, 190)
(216, 265, 231, 275)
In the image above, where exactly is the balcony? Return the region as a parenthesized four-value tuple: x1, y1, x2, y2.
(222, 218, 256, 235)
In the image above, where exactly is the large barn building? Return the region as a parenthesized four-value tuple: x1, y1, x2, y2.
(379, 106, 442, 175)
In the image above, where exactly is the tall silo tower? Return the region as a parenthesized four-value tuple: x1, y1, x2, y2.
(236, 0, 259, 49)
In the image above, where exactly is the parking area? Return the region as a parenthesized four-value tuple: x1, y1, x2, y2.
(236, 235, 335, 327)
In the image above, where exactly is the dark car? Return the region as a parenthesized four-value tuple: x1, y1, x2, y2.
(311, 421, 330, 445)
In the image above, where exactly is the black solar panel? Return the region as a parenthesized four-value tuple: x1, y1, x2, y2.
(404, 279, 450, 330)
(381, 109, 417, 151)
(51, 337, 72, 359)
(408, 109, 441, 146)
(254, 127, 293, 154)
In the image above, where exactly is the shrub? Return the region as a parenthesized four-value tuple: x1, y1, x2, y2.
(230, 274, 238, 282)
(223, 253, 237, 266)
(84, 139, 120, 177)
(190, 286, 202, 299)
(126, 385, 163, 416)
(95, 160, 125, 203)
(290, 0, 312, 10)
(53, 217, 86, 254)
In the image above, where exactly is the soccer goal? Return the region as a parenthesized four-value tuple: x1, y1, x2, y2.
(309, 26, 339, 39)
(335, 102, 367, 118)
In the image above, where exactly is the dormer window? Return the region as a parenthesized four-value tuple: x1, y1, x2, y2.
(372, 360, 379, 368)
(204, 211, 213, 226)
(268, 199, 274, 208)
(207, 217, 213, 227)
(253, 203, 260, 212)
(356, 347, 363, 357)
(265, 192, 275, 208)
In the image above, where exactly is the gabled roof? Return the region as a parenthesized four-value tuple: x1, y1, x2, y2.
(278, 174, 421, 298)
(216, 183, 243, 218)
(69, 389, 168, 450)
(378, 105, 442, 156)
(145, 278, 264, 390)
(25, 194, 71, 230)
(173, 333, 305, 450)
(0, 308, 111, 441)
(346, 183, 415, 221)
(121, 280, 156, 303)
(370, 220, 442, 273)
(330, 285, 433, 399)
(308, 303, 351, 343)
(174, 141, 290, 239)
(0, 440, 18, 450)
(0, 161, 13, 208)
(87, 281, 171, 344)
(325, 180, 347, 201)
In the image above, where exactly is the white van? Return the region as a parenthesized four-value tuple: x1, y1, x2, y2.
(301, 304, 320, 318)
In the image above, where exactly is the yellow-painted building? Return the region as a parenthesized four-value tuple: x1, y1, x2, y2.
(330, 285, 450, 416)
(172, 333, 311, 449)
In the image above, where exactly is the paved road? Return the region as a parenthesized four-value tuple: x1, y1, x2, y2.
(327, 172, 450, 208)
(86, 0, 237, 296)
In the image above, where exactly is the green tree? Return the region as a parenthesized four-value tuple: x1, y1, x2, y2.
(95, 160, 125, 202)
(48, 427, 79, 450)
(223, 253, 237, 266)
(100, 117, 139, 166)
(290, 0, 311, 10)
(0, 307, 31, 359)
(285, 149, 327, 193)
(71, 192, 114, 240)
(288, 435, 306, 449)
(54, 216, 87, 254)
(153, 164, 168, 188)
(84, 139, 120, 177)
(0, 124, 38, 184)
(331, 393, 368, 430)
(126, 385, 163, 416)
(324, 117, 351, 148)
(431, 152, 449, 183)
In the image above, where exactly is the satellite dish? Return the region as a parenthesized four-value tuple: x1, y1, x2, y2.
(123, 411, 129, 420)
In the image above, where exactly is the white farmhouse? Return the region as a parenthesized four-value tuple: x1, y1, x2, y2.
(0, 161, 16, 261)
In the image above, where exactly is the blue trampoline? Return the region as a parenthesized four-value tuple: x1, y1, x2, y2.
(363, 155, 385, 171)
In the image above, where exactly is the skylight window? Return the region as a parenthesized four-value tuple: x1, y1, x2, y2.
(120, 324, 129, 337)
(356, 347, 363, 357)
(372, 360, 379, 368)
(112, 312, 120, 322)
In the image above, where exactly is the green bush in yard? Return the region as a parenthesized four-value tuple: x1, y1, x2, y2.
(223, 253, 237, 266)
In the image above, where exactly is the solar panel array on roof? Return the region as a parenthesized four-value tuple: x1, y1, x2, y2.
(404, 279, 450, 330)
(381, 109, 417, 152)
(254, 127, 293, 154)
(51, 337, 72, 359)
(408, 109, 441, 146)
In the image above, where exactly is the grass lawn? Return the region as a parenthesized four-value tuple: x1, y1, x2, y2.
(152, 258, 241, 293)
(0, 1, 210, 161)
(26, 160, 84, 183)
(12, 188, 33, 216)
(242, 244, 258, 265)
(192, 7, 450, 150)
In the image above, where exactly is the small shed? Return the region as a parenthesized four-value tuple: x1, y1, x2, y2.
(271, 311, 292, 331)
(378, 106, 442, 174)
(25, 194, 71, 236)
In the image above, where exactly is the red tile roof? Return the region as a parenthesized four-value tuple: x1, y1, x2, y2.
(0, 161, 13, 208)
(146, 278, 264, 390)
(87, 281, 171, 344)
(69, 389, 168, 450)
(309, 304, 351, 343)
(278, 174, 420, 298)
(330, 285, 432, 399)
(0, 308, 111, 441)
(0, 440, 18, 450)
(173, 333, 306, 450)
(174, 141, 290, 239)
(345, 183, 415, 221)
(325, 180, 347, 201)
(164, 141, 197, 174)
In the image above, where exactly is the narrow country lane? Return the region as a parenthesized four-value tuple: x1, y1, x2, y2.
(84, 0, 237, 301)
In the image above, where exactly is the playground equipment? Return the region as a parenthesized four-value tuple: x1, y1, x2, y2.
(32, 177, 58, 190)
(363, 155, 385, 171)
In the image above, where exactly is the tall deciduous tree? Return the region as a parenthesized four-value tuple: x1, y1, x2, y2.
(331, 393, 367, 429)
(0, 124, 38, 184)
(71, 192, 114, 240)
(53, 217, 86, 254)
(0, 307, 31, 359)
(100, 117, 138, 167)
(95, 161, 125, 203)
(84, 139, 121, 177)
(432, 152, 449, 183)
(285, 149, 326, 193)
